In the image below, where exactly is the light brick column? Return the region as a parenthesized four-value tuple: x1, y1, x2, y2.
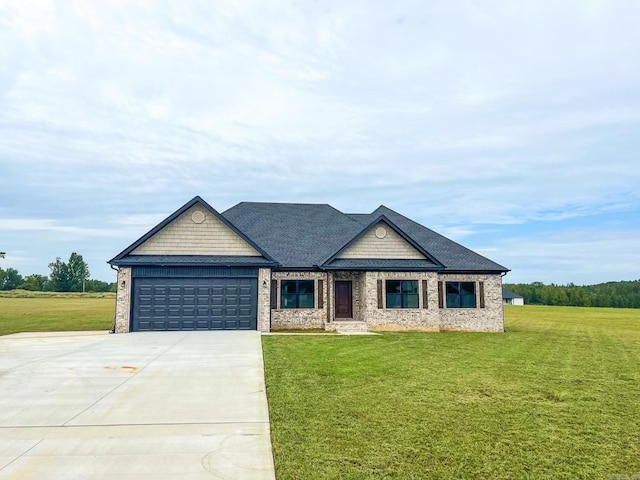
(257, 268, 271, 332)
(114, 268, 132, 333)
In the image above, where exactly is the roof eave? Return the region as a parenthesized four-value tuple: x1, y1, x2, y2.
(320, 266, 444, 272)
(109, 259, 279, 268)
(442, 268, 511, 275)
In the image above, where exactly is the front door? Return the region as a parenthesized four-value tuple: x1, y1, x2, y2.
(335, 281, 353, 318)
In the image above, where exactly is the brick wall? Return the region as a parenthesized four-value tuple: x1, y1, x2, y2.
(113, 265, 503, 333)
(362, 271, 441, 331)
(270, 271, 328, 329)
(437, 273, 504, 332)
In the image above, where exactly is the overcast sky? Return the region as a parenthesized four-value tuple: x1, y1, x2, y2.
(1, 0, 639, 285)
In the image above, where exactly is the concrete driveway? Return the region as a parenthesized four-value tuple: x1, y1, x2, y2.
(0, 331, 276, 479)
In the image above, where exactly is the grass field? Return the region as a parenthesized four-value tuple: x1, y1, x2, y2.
(1, 296, 638, 478)
(0, 290, 115, 335)
(263, 306, 640, 479)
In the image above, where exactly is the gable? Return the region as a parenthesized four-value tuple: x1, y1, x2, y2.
(131, 204, 260, 256)
(336, 221, 427, 260)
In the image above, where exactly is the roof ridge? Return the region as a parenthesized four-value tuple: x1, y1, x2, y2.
(231, 201, 335, 207)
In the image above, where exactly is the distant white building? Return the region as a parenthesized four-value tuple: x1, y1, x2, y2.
(502, 288, 524, 306)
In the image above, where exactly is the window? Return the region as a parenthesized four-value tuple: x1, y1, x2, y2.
(446, 282, 476, 308)
(386, 280, 419, 308)
(280, 280, 315, 309)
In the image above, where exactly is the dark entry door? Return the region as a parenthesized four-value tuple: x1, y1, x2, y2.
(335, 281, 353, 318)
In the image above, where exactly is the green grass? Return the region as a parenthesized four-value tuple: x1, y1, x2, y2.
(2, 295, 638, 477)
(0, 291, 115, 335)
(262, 306, 640, 479)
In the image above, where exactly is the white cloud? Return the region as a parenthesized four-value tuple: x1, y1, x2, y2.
(0, 0, 639, 283)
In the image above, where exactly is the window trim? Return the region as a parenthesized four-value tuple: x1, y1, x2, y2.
(385, 279, 419, 309)
(280, 279, 315, 309)
(445, 281, 477, 309)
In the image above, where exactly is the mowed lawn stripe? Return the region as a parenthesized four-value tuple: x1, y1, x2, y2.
(262, 306, 640, 479)
(0, 294, 114, 335)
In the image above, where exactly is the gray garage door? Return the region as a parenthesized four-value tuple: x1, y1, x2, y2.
(131, 267, 258, 331)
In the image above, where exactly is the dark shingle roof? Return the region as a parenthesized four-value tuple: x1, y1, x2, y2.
(223, 202, 508, 272)
(110, 255, 276, 267)
(502, 288, 523, 299)
(222, 203, 364, 268)
(110, 197, 508, 273)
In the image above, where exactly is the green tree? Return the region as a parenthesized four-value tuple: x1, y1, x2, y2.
(49, 253, 90, 292)
(84, 279, 116, 293)
(68, 252, 90, 292)
(19, 274, 49, 291)
(0, 267, 24, 290)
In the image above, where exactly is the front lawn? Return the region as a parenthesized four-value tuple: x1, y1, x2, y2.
(0, 291, 115, 335)
(262, 306, 640, 479)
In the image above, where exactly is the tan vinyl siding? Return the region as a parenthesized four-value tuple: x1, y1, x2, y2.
(337, 222, 426, 259)
(132, 205, 260, 256)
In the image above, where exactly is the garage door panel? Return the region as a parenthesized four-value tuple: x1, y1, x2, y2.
(138, 297, 152, 307)
(132, 276, 257, 331)
(211, 296, 224, 307)
(212, 286, 224, 296)
(183, 296, 196, 306)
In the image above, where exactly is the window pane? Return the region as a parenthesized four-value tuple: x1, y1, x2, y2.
(461, 294, 476, 308)
(386, 293, 401, 308)
(405, 294, 419, 308)
(446, 282, 460, 295)
(298, 280, 315, 294)
(281, 281, 297, 294)
(386, 280, 401, 294)
(298, 294, 314, 308)
(281, 294, 297, 309)
(402, 281, 418, 294)
(446, 294, 461, 308)
(461, 282, 475, 296)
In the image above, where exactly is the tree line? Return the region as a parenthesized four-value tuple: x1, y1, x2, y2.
(504, 280, 640, 309)
(0, 252, 115, 293)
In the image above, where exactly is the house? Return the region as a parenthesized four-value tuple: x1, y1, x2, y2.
(109, 196, 510, 333)
(502, 288, 525, 306)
